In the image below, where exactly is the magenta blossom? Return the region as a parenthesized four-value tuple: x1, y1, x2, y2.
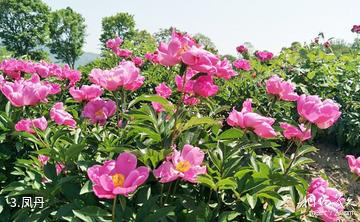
(215, 58, 237, 80)
(193, 75, 219, 97)
(155, 83, 172, 98)
(233, 59, 251, 71)
(90, 61, 144, 92)
(15, 117, 48, 134)
(227, 99, 277, 138)
(1, 74, 55, 107)
(306, 178, 345, 222)
(345, 155, 360, 177)
(106, 36, 123, 50)
(69, 84, 103, 102)
(38, 155, 64, 175)
(82, 98, 116, 125)
(280, 122, 311, 142)
(132, 57, 144, 67)
(297, 94, 341, 129)
(151, 83, 173, 113)
(266, 75, 299, 101)
(153, 144, 206, 183)
(351, 25, 360, 33)
(144, 52, 159, 64)
(255, 51, 273, 62)
(236, 45, 248, 54)
(87, 152, 150, 199)
(50, 102, 76, 128)
(181, 46, 219, 74)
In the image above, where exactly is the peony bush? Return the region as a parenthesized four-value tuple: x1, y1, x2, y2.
(0, 29, 358, 222)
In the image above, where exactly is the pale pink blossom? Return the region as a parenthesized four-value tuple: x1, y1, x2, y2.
(50, 102, 76, 128)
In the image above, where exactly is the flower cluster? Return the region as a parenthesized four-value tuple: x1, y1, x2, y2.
(15, 117, 48, 134)
(0, 59, 81, 86)
(87, 145, 206, 198)
(306, 178, 345, 222)
(105, 36, 132, 58)
(236, 45, 248, 54)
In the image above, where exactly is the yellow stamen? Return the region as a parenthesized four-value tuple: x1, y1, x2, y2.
(176, 161, 191, 173)
(95, 109, 104, 117)
(112, 173, 125, 188)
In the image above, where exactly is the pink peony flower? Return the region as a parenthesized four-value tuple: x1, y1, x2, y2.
(82, 98, 116, 125)
(183, 95, 199, 106)
(38, 155, 64, 175)
(193, 75, 218, 97)
(215, 58, 237, 80)
(157, 30, 196, 66)
(69, 84, 103, 102)
(50, 102, 76, 128)
(151, 83, 172, 113)
(87, 152, 150, 199)
(56, 163, 65, 175)
(345, 155, 360, 177)
(155, 83, 172, 99)
(38, 155, 50, 166)
(351, 25, 360, 33)
(306, 177, 345, 222)
(266, 75, 299, 101)
(297, 94, 341, 129)
(255, 51, 273, 62)
(114, 48, 132, 58)
(15, 117, 48, 134)
(236, 45, 248, 54)
(153, 144, 207, 183)
(233, 59, 251, 71)
(227, 99, 277, 138)
(132, 56, 144, 67)
(144, 52, 159, 63)
(106, 36, 123, 50)
(280, 122, 311, 142)
(89, 61, 144, 92)
(1, 74, 53, 107)
(181, 46, 219, 74)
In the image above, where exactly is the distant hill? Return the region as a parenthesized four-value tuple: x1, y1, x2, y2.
(49, 51, 100, 68)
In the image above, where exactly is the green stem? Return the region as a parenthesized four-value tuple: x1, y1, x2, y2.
(112, 196, 117, 222)
(284, 143, 301, 175)
(164, 182, 172, 205)
(160, 183, 164, 206)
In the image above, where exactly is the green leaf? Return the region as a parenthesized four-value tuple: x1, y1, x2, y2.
(218, 128, 244, 140)
(79, 180, 92, 195)
(75, 206, 111, 217)
(246, 193, 257, 209)
(216, 178, 237, 191)
(65, 144, 86, 161)
(181, 117, 219, 132)
(128, 95, 174, 113)
(197, 174, 216, 190)
(144, 206, 175, 222)
(218, 211, 240, 222)
(296, 145, 318, 157)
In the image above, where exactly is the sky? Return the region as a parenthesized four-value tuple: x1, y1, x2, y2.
(43, 0, 360, 55)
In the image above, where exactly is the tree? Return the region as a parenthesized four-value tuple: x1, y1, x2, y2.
(193, 33, 218, 53)
(0, 0, 50, 59)
(99, 12, 136, 47)
(48, 7, 86, 68)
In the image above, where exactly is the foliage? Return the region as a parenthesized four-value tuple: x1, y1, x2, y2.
(0, 0, 50, 59)
(48, 7, 86, 68)
(99, 12, 136, 48)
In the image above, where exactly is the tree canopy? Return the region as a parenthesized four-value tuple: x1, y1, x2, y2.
(48, 7, 86, 68)
(0, 0, 50, 59)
